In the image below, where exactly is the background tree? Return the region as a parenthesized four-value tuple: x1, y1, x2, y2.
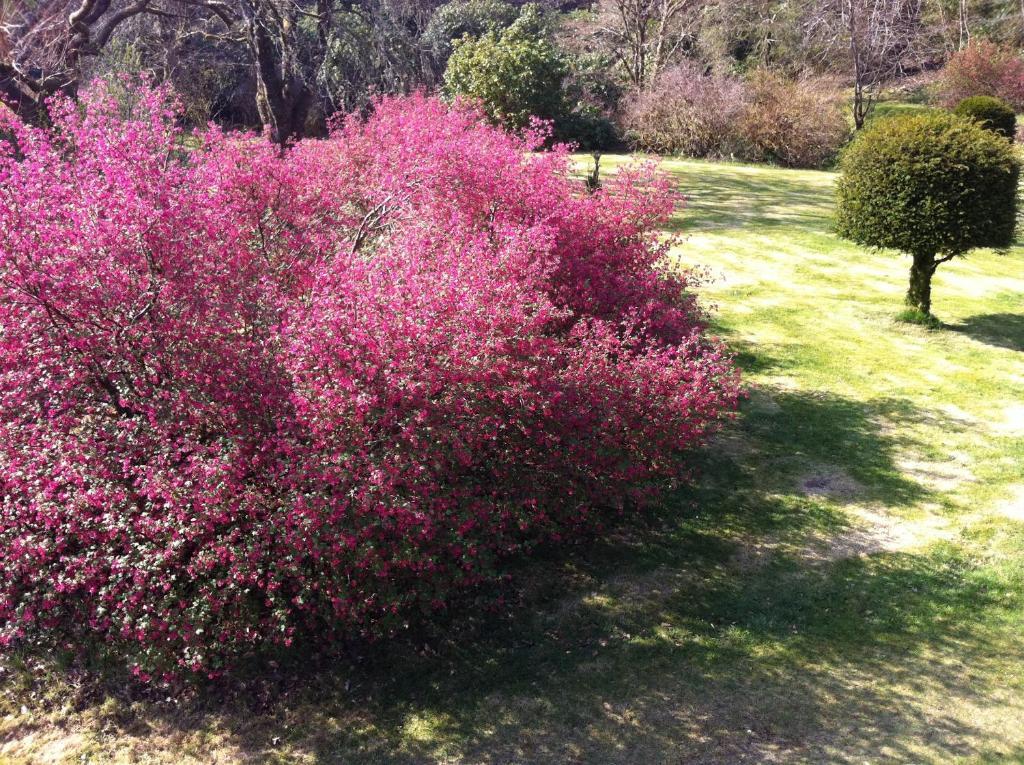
(835, 112, 1019, 317)
(595, 0, 704, 86)
(695, 0, 796, 70)
(0, 0, 442, 141)
(10, 0, 1024, 145)
(0, 0, 164, 122)
(422, 0, 517, 74)
(805, 0, 929, 129)
(443, 4, 567, 129)
(234, 0, 317, 143)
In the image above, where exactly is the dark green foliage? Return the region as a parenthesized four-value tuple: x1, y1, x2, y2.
(835, 111, 1020, 315)
(443, 5, 567, 131)
(423, 0, 519, 70)
(442, 9, 618, 149)
(836, 111, 1019, 259)
(558, 45, 623, 151)
(954, 95, 1017, 140)
(556, 104, 619, 150)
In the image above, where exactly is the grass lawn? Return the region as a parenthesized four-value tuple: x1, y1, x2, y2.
(3, 156, 1024, 764)
(867, 100, 937, 123)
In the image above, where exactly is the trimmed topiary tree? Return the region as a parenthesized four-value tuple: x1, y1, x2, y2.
(954, 95, 1017, 140)
(835, 112, 1020, 318)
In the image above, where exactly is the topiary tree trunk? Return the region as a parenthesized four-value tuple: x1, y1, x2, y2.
(907, 251, 935, 315)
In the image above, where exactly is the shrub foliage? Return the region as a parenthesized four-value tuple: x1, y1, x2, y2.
(953, 95, 1016, 140)
(623, 66, 850, 169)
(622, 62, 747, 158)
(443, 5, 566, 130)
(739, 71, 851, 169)
(935, 40, 1024, 111)
(835, 111, 1019, 316)
(0, 85, 740, 677)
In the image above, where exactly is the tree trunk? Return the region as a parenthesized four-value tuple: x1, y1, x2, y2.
(254, 67, 312, 146)
(906, 252, 935, 315)
(853, 79, 866, 130)
(0, 74, 48, 125)
(959, 0, 970, 49)
(848, 0, 866, 130)
(244, 1, 313, 147)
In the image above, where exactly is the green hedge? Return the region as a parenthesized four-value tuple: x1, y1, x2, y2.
(953, 95, 1017, 140)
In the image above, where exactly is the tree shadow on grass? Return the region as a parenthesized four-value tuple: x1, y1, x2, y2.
(258, 511, 1015, 764)
(710, 385, 958, 515)
(3, 354, 1002, 764)
(426, 548, 1014, 765)
(195, 386, 982, 761)
(722, 337, 794, 377)
(660, 165, 835, 234)
(949, 313, 1024, 353)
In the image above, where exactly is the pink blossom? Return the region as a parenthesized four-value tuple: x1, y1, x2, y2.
(0, 84, 740, 676)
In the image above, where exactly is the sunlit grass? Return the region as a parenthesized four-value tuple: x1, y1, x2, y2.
(3, 155, 1023, 764)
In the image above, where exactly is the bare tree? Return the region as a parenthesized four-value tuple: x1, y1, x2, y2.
(1, 0, 102, 119)
(1, 0, 442, 143)
(0, 0, 235, 122)
(807, 0, 926, 129)
(597, 0, 703, 86)
(957, 0, 969, 47)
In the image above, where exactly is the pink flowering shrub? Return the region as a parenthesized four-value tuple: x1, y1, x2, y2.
(0, 84, 740, 676)
(935, 40, 1024, 111)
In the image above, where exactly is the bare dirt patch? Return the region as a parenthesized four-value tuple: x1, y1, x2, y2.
(0, 713, 254, 765)
(746, 389, 781, 416)
(995, 486, 1024, 523)
(729, 540, 780, 573)
(709, 431, 750, 459)
(734, 487, 958, 568)
(0, 726, 86, 765)
(800, 468, 863, 501)
(937, 403, 978, 426)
